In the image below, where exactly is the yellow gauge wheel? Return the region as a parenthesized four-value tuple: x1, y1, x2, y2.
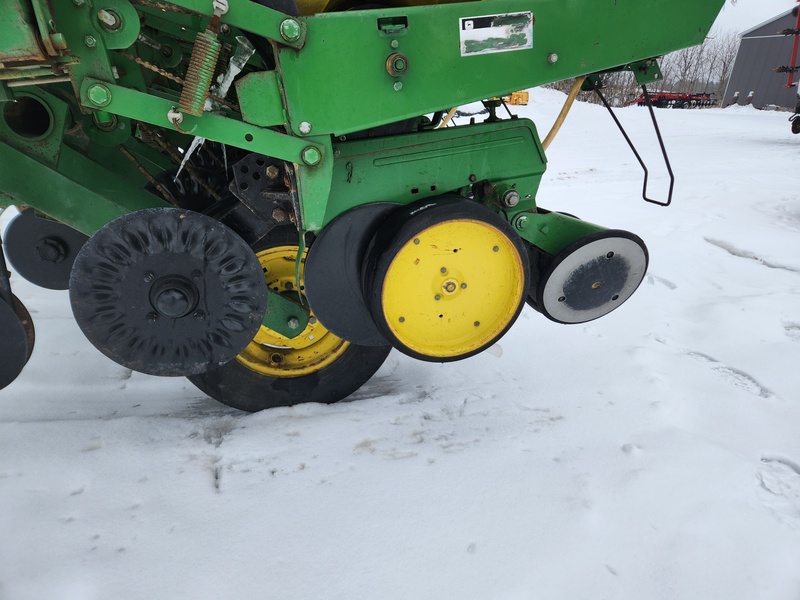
(236, 244, 351, 378)
(365, 197, 529, 361)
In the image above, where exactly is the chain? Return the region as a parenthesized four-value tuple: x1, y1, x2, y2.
(138, 124, 225, 204)
(128, 0, 203, 16)
(118, 145, 178, 206)
(117, 50, 241, 113)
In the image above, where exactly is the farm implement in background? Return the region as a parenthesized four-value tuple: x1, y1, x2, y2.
(0, 0, 725, 409)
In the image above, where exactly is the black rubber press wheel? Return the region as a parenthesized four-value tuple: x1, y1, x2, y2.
(188, 227, 391, 412)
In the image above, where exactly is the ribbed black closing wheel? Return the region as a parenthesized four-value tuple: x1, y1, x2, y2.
(533, 229, 648, 324)
(188, 227, 392, 412)
(0, 295, 35, 390)
(69, 208, 267, 376)
(362, 196, 529, 362)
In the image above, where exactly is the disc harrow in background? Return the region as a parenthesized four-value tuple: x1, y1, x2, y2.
(69, 208, 267, 377)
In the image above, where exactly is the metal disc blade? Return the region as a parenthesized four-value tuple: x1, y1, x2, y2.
(3, 209, 89, 290)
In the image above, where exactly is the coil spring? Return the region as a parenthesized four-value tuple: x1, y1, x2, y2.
(179, 30, 221, 116)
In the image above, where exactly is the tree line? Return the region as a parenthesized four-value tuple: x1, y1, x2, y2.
(546, 32, 741, 107)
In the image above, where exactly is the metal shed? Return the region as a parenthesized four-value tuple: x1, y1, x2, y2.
(722, 9, 799, 109)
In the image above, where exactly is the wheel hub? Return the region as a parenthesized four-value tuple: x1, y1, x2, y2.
(70, 208, 267, 376)
(149, 276, 199, 319)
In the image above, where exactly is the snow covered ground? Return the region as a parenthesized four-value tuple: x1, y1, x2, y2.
(1, 89, 799, 600)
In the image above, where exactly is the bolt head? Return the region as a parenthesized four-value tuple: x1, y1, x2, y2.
(514, 215, 530, 231)
(280, 18, 302, 42)
(502, 190, 521, 208)
(298, 121, 312, 135)
(547, 52, 559, 64)
(87, 84, 112, 107)
(393, 81, 403, 92)
(287, 317, 300, 330)
(301, 146, 321, 166)
(84, 35, 97, 48)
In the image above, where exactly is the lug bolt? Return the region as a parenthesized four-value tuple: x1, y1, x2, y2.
(443, 281, 457, 293)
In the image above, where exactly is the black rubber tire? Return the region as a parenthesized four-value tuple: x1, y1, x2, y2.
(187, 227, 392, 412)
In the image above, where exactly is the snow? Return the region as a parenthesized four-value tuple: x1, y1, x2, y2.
(2, 88, 800, 599)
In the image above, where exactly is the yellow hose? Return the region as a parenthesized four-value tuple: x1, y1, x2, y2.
(541, 76, 587, 151)
(437, 106, 459, 129)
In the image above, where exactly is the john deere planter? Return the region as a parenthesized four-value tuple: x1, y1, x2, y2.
(0, 0, 724, 410)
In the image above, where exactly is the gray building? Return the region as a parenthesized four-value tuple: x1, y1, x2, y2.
(723, 9, 799, 109)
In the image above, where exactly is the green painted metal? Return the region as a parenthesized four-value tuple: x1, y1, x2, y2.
(1, 0, 47, 63)
(312, 118, 546, 230)
(276, 0, 725, 136)
(262, 291, 310, 339)
(0, 143, 166, 235)
(79, 78, 323, 164)
(516, 212, 606, 256)
(0, 0, 727, 348)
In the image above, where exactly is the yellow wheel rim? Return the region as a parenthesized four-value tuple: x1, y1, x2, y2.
(380, 218, 525, 358)
(236, 245, 350, 377)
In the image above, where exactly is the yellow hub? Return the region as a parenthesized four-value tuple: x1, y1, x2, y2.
(380, 218, 525, 358)
(236, 245, 350, 377)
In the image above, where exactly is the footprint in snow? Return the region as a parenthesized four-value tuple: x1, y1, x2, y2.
(784, 323, 800, 342)
(647, 274, 677, 290)
(687, 352, 773, 398)
(757, 457, 800, 526)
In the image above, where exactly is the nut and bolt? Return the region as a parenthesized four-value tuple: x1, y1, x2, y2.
(87, 83, 112, 107)
(279, 18, 302, 43)
(301, 146, 322, 166)
(390, 39, 399, 49)
(84, 35, 97, 47)
(514, 215, 530, 231)
(287, 317, 300, 330)
(298, 121, 312, 135)
(386, 53, 409, 77)
(97, 9, 121, 30)
(547, 52, 559, 64)
(393, 82, 403, 92)
(220, 23, 231, 35)
(272, 207, 287, 222)
(502, 190, 521, 208)
(265, 164, 280, 179)
(443, 281, 457, 293)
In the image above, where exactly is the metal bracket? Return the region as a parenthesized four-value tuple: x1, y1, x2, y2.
(589, 80, 675, 207)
